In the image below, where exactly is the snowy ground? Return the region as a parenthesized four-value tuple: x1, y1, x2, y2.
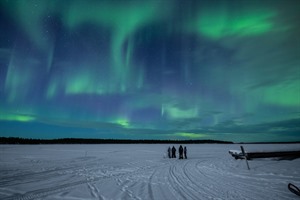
(0, 144, 300, 200)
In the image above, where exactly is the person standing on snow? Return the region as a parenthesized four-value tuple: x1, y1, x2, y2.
(167, 146, 171, 158)
(171, 146, 176, 158)
(179, 145, 183, 159)
(184, 146, 187, 159)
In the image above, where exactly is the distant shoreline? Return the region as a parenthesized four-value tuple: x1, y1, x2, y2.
(1, 137, 300, 144)
(0, 137, 234, 144)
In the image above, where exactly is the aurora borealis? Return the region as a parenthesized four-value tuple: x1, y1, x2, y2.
(0, 0, 299, 142)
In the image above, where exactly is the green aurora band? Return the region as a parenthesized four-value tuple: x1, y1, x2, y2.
(0, 0, 299, 142)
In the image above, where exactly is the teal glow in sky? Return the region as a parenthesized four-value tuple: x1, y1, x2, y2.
(0, 0, 299, 142)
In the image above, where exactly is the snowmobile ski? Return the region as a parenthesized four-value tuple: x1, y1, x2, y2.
(288, 183, 300, 196)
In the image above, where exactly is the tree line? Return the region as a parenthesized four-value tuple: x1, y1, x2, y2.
(0, 137, 233, 144)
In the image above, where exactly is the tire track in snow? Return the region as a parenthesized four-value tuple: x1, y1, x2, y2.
(193, 158, 291, 200)
(175, 161, 203, 200)
(87, 182, 106, 200)
(144, 161, 176, 200)
(167, 161, 200, 200)
(166, 164, 185, 199)
(4, 174, 113, 200)
(183, 159, 254, 199)
(119, 180, 142, 200)
(116, 161, 169, 200)
(2, 161, 164, 200)
(194, 159, 255, 199)
(0, 158, 103, 187)
(193, 159, 230, 198)
(159, 159, 216, 199)
(182, 160, 219, 199)
(0, 166, 78, 186)
(147, 168, 156, 200)
(146, 161, 174, 200)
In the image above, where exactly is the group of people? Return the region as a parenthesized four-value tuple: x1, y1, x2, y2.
(167, 145, 187, 159)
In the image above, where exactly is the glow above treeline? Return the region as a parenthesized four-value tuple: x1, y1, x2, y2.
(0, 0, 299, 142)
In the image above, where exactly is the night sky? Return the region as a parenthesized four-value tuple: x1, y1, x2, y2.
(0, 0, 299, 142)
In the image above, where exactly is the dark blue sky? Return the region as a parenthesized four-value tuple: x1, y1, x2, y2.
(0, 0, 299, 142)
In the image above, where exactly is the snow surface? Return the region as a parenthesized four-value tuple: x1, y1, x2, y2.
(0, 144, 300, 200)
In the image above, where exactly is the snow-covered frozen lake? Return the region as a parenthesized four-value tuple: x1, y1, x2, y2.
(0, 144, 299, 200)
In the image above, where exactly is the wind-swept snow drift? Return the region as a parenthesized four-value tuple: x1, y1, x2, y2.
(0, 144, 299, 199)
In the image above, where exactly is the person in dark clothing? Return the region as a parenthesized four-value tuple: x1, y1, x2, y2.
(171, 146, 176, 158)
(179, 145, 183, 159)
(184, 146, 187, 159)
(167, 146, 171, 158)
